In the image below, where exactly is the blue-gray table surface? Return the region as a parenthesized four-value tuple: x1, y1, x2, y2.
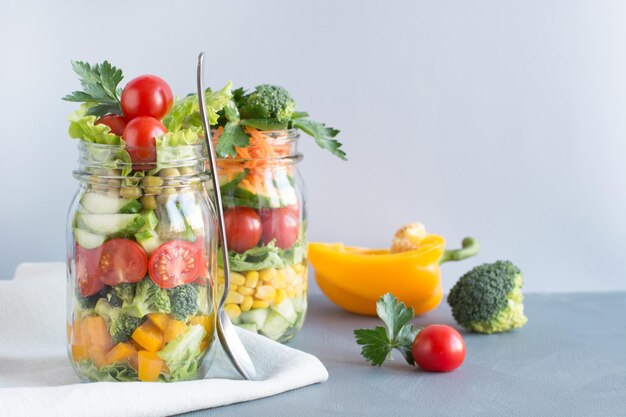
(182, 292, 626, 417)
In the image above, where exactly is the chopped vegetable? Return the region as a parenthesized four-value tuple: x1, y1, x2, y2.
(131, 320, 164, 352)
(167, 284, 200, 322)
(138, 350, 163, 382)
(447, 260, 528, 334)
(122, 278, 171, 318)
(94, 298, 142, 344)
(157, 324, 206, 381)
(104, 342, 137, 365)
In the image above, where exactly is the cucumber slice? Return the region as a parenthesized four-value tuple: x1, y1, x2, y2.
(135, 229, 160, 254)
(78, 213, 145, 236)
(292, 294, 308, 313)
(237, 323, 258, 333)
(74, 228, 105, 249)
(156, 198, 186, 238)
(239, 308, 269, 329)
(81, 192, 142, 214)
(271, 298, 297, 325)
(178, 193, 204, 232)
(261, 311, 290, 340)
(138, 209, 158, 232)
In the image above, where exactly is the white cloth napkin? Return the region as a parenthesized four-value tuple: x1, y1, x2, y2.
(0, 263, 328, 417)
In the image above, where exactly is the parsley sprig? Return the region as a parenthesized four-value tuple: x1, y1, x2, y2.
(62, 61, 124, 117)
(354, 293, 421, 366)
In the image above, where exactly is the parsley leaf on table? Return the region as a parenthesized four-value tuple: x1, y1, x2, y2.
(354, 293, 421, 366)
(62, 61, 123, 117)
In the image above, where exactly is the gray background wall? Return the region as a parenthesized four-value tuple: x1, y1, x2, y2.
(1, 0, 624, 293)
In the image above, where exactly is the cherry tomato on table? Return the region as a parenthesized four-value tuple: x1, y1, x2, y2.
(75, 245, 104, 296)
(148, 240, 201, 289)
(223, 207, 262, 253)
(98, 239, 148, 286)
(122, 116, 167, 169)
(95, 114, 127, 136)
(260, 206, 299, 249)
(413, 325, 466, 372)
(121, 75, 173, 120)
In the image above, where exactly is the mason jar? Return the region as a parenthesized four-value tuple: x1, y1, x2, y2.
(66, 141, 218, 382)
(214, 128, 308, 343)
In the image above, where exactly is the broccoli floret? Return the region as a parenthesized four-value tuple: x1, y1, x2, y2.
(94, 298, 142, 344)
(239, 84, 296, 121)
(112, 283, 135, 305)
(76, 289, 103, 310)
(447, 260, 528, 334)
(122, 278, 171, 318)
(167, 284, 200, 322)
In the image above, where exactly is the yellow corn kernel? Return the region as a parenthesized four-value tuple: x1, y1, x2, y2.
(241, 296, 253, 312)
(217, 284, 225, 297)
(224, 304, 241, 320)
(259, 268, 277, 282)
(252, 300, 270, 309)
(285, 286, 296, 298)
(274, 288, 287, 305)
(293, 263, 305, 274)
(226, 290, 244, 304)
(245, 271, 259, 288)
(230, 285, 238, 292)
(255, 285, 276, 302)
(218, 268, 225, 277)
(217, 275, 225, 284)
(230, 272, 246, 286)
(237, 286, 255, 296)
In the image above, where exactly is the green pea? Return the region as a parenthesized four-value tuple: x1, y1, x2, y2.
(141, 176, 164, 187)
(120, 186, 142, 200)
(178, 166, 194, 176)
(159, 168, 181, 178)
(140, 195, 158, 210)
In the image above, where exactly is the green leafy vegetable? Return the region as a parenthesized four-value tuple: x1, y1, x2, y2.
(78, 360, 137, 382)
(292, 118, 346, 160)
(216, 122, 250, 158)
(162, 83, 232, 132)
(158, 324, 206, 381)
(62, 61, 124, 117)
(354, 293, 421, 367)
(68, 105, 121, 145)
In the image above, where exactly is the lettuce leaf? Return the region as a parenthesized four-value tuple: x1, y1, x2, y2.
(163, 82, 233, 132)
(158, 324, 206, 381)
(77, 360, 137, 382)
(68, 104, 121, 145)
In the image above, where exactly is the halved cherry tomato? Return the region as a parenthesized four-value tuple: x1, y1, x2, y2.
(148, 240, 201, 289)
(98, 239, 148, 285)
(95, 114, 127, 136)
(121, 75, 173, 120)
(224, 207, 262, 253)
(260, 207, 299, 249)
(192, 237, 211, 286)
(76, 245, 104, 296)
(122, 116, 167, 169)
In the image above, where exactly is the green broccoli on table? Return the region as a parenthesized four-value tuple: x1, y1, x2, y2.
(447, 260, 528, 334)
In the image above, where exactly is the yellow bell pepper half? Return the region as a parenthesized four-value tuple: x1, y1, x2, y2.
(309, 235, 478, 316)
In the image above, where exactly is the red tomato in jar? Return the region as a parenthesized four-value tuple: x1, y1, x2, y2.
(97, 239, 148, 285)
(122, 116, 167, 169)
(121, 75, 174, 120)
(260, 207, 299, 249)
(413, 325, 466, 372)
(75, 245, 105, 296)
(223, 207, 262, 253)
(192, 236, 211, 286)
(95, 114, 127, 136)
(148, 240, 201, 289)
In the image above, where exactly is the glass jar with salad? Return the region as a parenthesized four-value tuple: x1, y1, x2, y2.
(211, 85, 346, 343)
(63, 61, 233, 382)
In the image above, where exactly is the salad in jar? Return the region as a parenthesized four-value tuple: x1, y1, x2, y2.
(64, 61, 232, 382)
(211, 85, 346, 342)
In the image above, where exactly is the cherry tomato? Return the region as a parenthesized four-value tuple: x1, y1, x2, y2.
(95, 114, 127, 136)
(98, 239, 148, 285)
(260, 207, 299, 249)
(192, 236, 211, 285)
(223, 207, 262, 253)
(122, 116, 167, 169)
(148, 240, 201, 288)
(75, 245, 105, 296)
(413, 325, 466, 372)
(121, 75, 173, 120)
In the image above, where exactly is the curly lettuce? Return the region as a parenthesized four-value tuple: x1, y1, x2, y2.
(163, 82, 233, 132)
(78, 360, 137, 382)
(157, 324, 206, 381)
(68, 104, 121, 145)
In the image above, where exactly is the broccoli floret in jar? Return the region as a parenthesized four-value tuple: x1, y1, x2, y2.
(94, 298, 142, 344)
(447, 260, 528, 334)
(239, 84, 296, 122)
(122, 278, 171, 318)
(167, 284, 200, 322)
